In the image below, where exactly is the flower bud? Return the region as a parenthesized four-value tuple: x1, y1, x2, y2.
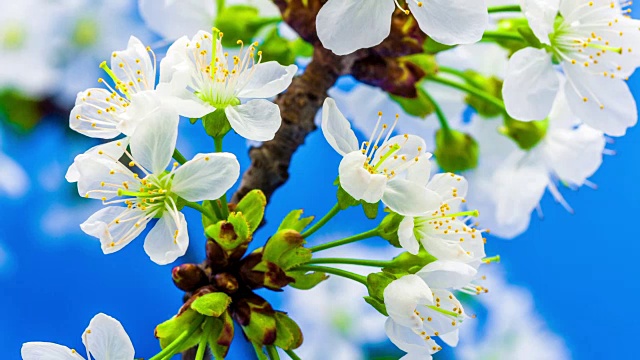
(233, 292, 277, 346)
(172, 263, 208, 292)
(434, 129, 479, 173)
(214, 272, 240, 294)
(501, 116, 549, 150)
(463, 72, 504, 118)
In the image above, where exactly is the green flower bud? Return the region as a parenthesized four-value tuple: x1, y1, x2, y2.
(236, 189, 267, 233)
(273, 312, 303, 350)
(463, 71, 504, 118)
(501, 116, 549, 150)
(434, 129, 480, 173)
(233, 293, 277, 346)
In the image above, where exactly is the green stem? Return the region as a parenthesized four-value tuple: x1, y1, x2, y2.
(301, 204, 341, 238)
(148, 319, 203, 360)
(438, 66, 484, 89)
(306, 257, 392, 268)
(284, 350, 302, 360)
(309, 228, 379, 253)
(266, 345, 280, 360)
(216, 0, 225, 12)
(482, 30, 525, 43)
(213, 136, 230, 219)
(252, 343, 268, 360)
(195, 319, 212, 360)
(295, 265, 367, 285)
(214, 136, 224, 153)
(421, 89, 450, 132)
(184, 201, 217, 222)
(173, 149, 188, 165)
(487, 4, 521, 13)
(425, 76, 506, 113)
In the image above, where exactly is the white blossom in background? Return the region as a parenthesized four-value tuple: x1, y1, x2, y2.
(158, 30, 297, 141)
(0, 129, 29, 198)
(0, 0, 62, 97)
(22, 313, 135, 360)
(73, 104, 240, 264)
(69, 36, 159, 139)
(316, 0, 489, 55)
(138, 0, 279, 41)
(465, 89, 606, 238)
(503, 0, 640, 136)
(321, 98, 440, 216)
(456, 267, 570, 360)
(53, 0, 153, 104)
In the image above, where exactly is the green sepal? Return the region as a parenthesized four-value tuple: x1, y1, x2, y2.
(434, 128, 480, 173)
(361, 201, 379, 219)
(241, 305, 277, 345)
(236, 189, 267, 233)
(377, 212, 404, 248)
(155, 309, 204, 353)
(273, 312, 303, 350)
(366, 272, 396, 301)
(191, 292, 232, 317)
(189, 118, 199, 124)
(202, 108, 232, 138)
(390, 86, 436, 118)
(402, 54, 438, 76)
(209, 311, 234, 359)
(501, 116, 549, 150)
(337, 184, 358, 210)
(423, 38, 455, 54)
(278, 209, 314, 233)
(517, 26, 543, 49)
(263, 230, 310, 270)
(386, 250, 437, 274)
(364, 296, 388, 316)
(287, 270, 329, 290)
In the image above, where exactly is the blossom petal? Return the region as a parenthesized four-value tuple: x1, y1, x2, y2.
(382, 179, 442, 216)
(426, 173, 468, 201)
(129, 104, 179, 174)
(139, 0, 216, 40)
(117, 90, 164, 136)
(82, 313, 135, 360)
(416, 260, 477, 289)
(520, 0, 560, 45)
(171, 153, 240, 202)
(225, 100, 282, 141)
(110, 36, 156, 92)
(503, 48, 559, 121)
(66, 139, 129, 183)
(339, 152, 387, 203)
(80, 206, 150, 254)
(410, 0, 488, 45)
(385, 318, 438, 356)
(21, 342, 84, 360)
(237, 62, 298, 99)
(316, 0, 395, 55)
(398, 216, 420, 255)
(69, 89, 126, 139)
(384, 275, 434, 329)
(143, 210, 189, 265)
(563, 64, 638, 136)
(75, 156, 138, 200)
(544, 126, 605, 185)
(0, 153, 28, 198)
(321, 98, 359, 156)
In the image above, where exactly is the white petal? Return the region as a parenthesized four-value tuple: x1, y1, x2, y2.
(503, 48, 559, 121)
(544, 126, 605, 185)
(80, 207, 150, 254)
(316, 0, 395, 55)
(384, 275, 434, 329)
(321, 98, 359, 156)
(75, 156, 138, 200)
(410, 0, 488, 45)
(416, 260, 477, 290)
(110, 36, 156, 92)
(426, 173, 468, 201)
(143, 211, 189, 265)
(398, 217, 420, 255)
(385, 318, 438, 355)
(382, 179, 442, 216)
(117, 90, 164, 136)
(139, 0, 216, 40)
(69, 89, 125, 139)
(225, 100, 282, 141)
(66, 139, 129, 183)
(520, 0, 560, 45)
(0, 153, 28, 198)
(563, 65, 638, 136)
(156, 84, 216, 119)
(171, 153, 240, 202)
(129, 104, 179, 174)
(237, 62, 298, 99)
(339, 152, 387, 203)
(82, 313, 134, 360)
(21, 342, 84, 360)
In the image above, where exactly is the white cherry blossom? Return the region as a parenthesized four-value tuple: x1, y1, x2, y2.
(74, 104, 240, 264)
(22, 313, 135, 360)
(503, 0, 640, 136)
(316, 0, 489, 55)
(69, 36, 159, 139)
(158, 30, 297, 141)
(321, 97, 441, 216)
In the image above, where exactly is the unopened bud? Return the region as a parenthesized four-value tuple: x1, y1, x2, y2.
(214, 272, 240, 294)
(172, 263, 207, 292)
(434, 129, 479, 173)
(501, 116, 549, 150)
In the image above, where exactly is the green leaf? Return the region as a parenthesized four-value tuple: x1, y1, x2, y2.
(155, 309, 204, 352)
(208, 311, 234, 359)
(235, 189, 266, 233)
(361, 201, 379, 219)
(263, 230, 310, 271)
(227, 212, 250, 242)
(191, 293, 232, 317)
(337, 184, 358, 210)
(364, 296, 388, 316)
(273, 312, 303, 350)
(287, 270, 328, 290)
(278, 209, 314, 233)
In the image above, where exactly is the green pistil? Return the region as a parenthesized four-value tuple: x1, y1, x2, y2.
(99, 61, 130, 98)
(117, 189, 166, 198)
(428, 210, 479, 221)
(372, 144, 401, 171)
(483, 255, 501, 264)
(427, 305, 461, 318)
(211, 27, 221, 71)
(72, 18, 99, 48)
